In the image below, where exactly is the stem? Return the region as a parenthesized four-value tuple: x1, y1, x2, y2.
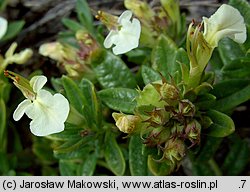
(208, 158, 222, 176)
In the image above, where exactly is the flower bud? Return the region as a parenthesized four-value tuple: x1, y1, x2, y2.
(179, 99, 195, 117)
(144, 107, 170, 127)
(4, 70, 35, 100)
(163, 138, 185, 164)
(8, 49, 33, 64)
(153, 81, 179, 102)
(95, 10, 118, 31)
(145, 126, 171, 146)
(39, 42, 66, 62)
(112, 113, 140, 133)
(124, 0, 154, 22)
(185, 119, 201, 145)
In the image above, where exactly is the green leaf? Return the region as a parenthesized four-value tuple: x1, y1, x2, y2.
(79, 152, 98, 176)
(0, 151, 9, 174)
(47, 124, 83, 141)
(206, 110, 235, 137)
(61, 18, 83, 32)
(0, 78, 11, 102)
(59, 160, 79, 176)
(191, 160, 219, 176)
(147, 155, 172, 176)
(222, 135, 250, 175)
(151, 35, 178, 80)
(212, 83, 250, 112)
(76, 0, 94, 33)
(98, 88, 138, 114)
(1, 20, 25, 41)
(129, 135, 148, 175)
(62, 76, 85, 114)
(0, 99, 6, 152)
(175, 48, 189, 83)
(104, 132, 125, 175)
(195, 93, 216, 110)
(79, 79, 102, 130)
(218, 38, 245, 66)
(211, 79, 250, 99)
(32, 138, 56, 165)
(54, 137, 93, 159)
(141, 65, 161, 85)
(222, 57, 250, 79)
(196, 137, 222, 162)
(94, 52, 137, 89)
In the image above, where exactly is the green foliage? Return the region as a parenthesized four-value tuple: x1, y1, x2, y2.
(76, 0, 94, 33)
(206, 110, 235, 137)
(94, 52, 137, 89)
(104, 132, 126, 175)
(98, 88, 138, 113)
(1, 20, 25, 41)
(151, 35, 178, 80)
(129, 135, 148, 175)
(61, 18, 84, 32)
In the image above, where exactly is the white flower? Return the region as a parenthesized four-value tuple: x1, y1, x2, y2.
(13, 75, 70, 136)
(0, 17, 7, 40)
(203, 4, 246, 48)
(39, 42, 65, 62)
(103, 10, 141, 55)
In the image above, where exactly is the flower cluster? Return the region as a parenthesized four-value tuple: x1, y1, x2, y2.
(113, 78, 201, 172)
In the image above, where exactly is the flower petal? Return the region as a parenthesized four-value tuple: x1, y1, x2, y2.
(0, 17, 7, 40)
(30, 75, 47, 93)
(118, 10, 132, 24)
(103, 30, 118, 48)
(203, 4, 246, 47)
(112, 18, 141, 55)
(13, 99, 32, 121)
(25, 89, 69, 136)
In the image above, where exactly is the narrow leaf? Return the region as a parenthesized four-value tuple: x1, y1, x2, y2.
(79, 152, 98, 176)
(62, 76, 85, 114)
(61, 18, 83, 32)
(104, 132, 125, 175)
(129, 135, 148, 175)
(80, 79, 102, 130)
(76, 0, 94, 33)
(206, 110, 235, 137)
(0, 99, 6, 152)
(222, 135, 250, 175)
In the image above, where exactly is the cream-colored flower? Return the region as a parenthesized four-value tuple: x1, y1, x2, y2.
(104, 10, 141, 55)
(203, 4, 246, 48)
(39, 42, 65, 62)
(13, 75, 70, 136)
(0, 17, 7, 40)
